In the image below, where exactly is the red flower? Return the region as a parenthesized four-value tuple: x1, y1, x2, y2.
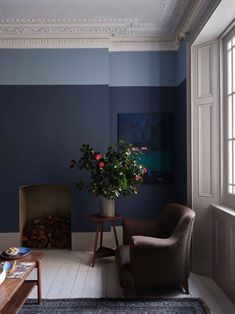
(143, 167, 147, 174)
(95, 154, 102, 160)
(99, 162, 105, 168)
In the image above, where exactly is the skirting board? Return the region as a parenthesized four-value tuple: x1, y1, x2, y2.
(72, 226, 123, 251)
(0, 233, 20, 251)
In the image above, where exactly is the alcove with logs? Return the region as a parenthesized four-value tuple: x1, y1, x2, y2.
(19, 184, 71, 249)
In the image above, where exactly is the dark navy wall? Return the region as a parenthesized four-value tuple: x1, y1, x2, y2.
(110, 86, 178, 219)
(0, 47, 187, 232)
(176, 40, 187, 205)
(0, 85, 110, 232)
(175, 79, 187, 205)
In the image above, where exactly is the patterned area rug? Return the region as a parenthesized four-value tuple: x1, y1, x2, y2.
(19, 298, 210, 314)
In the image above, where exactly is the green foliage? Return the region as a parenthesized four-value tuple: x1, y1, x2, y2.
(70, 141, 147, 199)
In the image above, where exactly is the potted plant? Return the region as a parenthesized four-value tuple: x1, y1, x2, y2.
(70, 140, 147, 217)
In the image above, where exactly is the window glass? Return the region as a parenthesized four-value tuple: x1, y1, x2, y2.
(225, 31, 235, 196)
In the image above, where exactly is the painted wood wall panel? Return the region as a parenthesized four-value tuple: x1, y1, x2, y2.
(197, 45, 212, 98)
(213, 206, 235, 305)
(230, 225, 235, 284)
(215, 217, 226, 270)
(198, 104, 212, 197)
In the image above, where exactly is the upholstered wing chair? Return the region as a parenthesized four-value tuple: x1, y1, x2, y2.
(115, 203, 195, 297)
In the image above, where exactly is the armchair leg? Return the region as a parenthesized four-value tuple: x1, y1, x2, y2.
(181, 279, 189, 294)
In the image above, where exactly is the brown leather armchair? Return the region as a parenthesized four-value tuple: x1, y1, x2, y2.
(115, 203, 195, 297)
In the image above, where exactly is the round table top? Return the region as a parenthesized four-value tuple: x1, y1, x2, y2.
(89, 213, 122, 221)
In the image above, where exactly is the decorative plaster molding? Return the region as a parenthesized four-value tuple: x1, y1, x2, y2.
(186, 0, 222, 44)
(0, 0, 218, 50)
(0, 26, 129, 35)
(0, 23, 166, 39)
(174, 0, 220, 44)
(0, 17, 138, 25)
(109, 40, 179, 52)
(152, 0, 166, 27)
(0, 1, 189, 50)
(0, 38, 178, 51)
(0, 38, 109, 49)
(164, 0, 190, 34)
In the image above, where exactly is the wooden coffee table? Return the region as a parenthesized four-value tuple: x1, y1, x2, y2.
(0, 252, 43, 314)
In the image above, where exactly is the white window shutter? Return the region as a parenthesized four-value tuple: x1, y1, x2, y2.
(191, 40, 220, 276)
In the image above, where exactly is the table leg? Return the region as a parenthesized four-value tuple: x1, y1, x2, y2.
(100, 221, 103, 248)
(112, 222, 119, 247)
(92, 221, 100, 267)
(37, 259, 42, 304)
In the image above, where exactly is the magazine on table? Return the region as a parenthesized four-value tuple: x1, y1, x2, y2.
(6, 262, 35, 279)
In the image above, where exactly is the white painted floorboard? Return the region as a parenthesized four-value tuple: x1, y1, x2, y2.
(27, 250, 235, 314)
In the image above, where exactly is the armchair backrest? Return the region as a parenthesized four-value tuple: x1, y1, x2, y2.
(156, 203, 195, 239)
(156, 203, 195, 281)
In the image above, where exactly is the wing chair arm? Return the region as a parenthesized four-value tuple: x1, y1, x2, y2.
(129, 235, 181, 287)
(131, 235, 177, 251)
(122, 218, 159, 245)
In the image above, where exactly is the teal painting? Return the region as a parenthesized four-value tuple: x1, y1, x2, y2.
(118, 113, 174, 184)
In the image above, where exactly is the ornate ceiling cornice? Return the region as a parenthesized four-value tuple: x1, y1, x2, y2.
(0, 18, 162, 37)
(0, 18, 138, 25)
(0, 38, 178, 51)
(0, 17, 177, 50)
(0, 0, 220, 51)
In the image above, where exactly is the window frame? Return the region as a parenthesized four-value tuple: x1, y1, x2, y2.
(222, 26, 235, 207)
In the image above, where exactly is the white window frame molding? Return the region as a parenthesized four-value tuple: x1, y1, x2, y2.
(220, 20, 235, 208)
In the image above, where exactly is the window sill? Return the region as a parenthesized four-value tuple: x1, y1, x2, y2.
(211, 203, 235, 217)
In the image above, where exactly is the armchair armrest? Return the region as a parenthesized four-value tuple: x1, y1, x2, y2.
(131, 235, 177, 250)
(129, 235, 181, 287)
(122, 218, 158, 245)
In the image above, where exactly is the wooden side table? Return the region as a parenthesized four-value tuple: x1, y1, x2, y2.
(89, 213, 122, 267)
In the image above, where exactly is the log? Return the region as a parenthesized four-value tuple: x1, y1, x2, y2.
(23, 214, 71, 249)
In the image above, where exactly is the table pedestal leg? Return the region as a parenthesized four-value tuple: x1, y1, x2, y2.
(112, 222, 119, 247)
(92, 221, 100, 267)
(100, 221, 103, 247)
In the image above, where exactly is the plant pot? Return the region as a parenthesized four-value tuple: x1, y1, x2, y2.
(99, 196, 115, 217)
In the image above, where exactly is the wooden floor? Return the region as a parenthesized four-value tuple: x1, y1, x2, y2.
(27, 250, 235, 314)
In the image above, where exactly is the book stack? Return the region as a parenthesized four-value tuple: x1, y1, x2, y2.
(6, 262, 34, 279)
(0, 260, 27, 284)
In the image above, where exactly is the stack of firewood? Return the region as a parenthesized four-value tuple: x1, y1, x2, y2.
(22, 215, 71, 249)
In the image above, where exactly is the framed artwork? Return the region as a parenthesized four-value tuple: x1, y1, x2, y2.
(118, 113, 174, 184)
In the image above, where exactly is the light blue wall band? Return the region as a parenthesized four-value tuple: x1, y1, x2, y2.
(0, 48, 185, 86)
(176, 41, 187, 86)
(0, 49, 109, 85)
(110, 51, 177, 87)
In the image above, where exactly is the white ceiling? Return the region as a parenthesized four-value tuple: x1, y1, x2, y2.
(0, 0, 187, 24)
(0, 0, 215, 50)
